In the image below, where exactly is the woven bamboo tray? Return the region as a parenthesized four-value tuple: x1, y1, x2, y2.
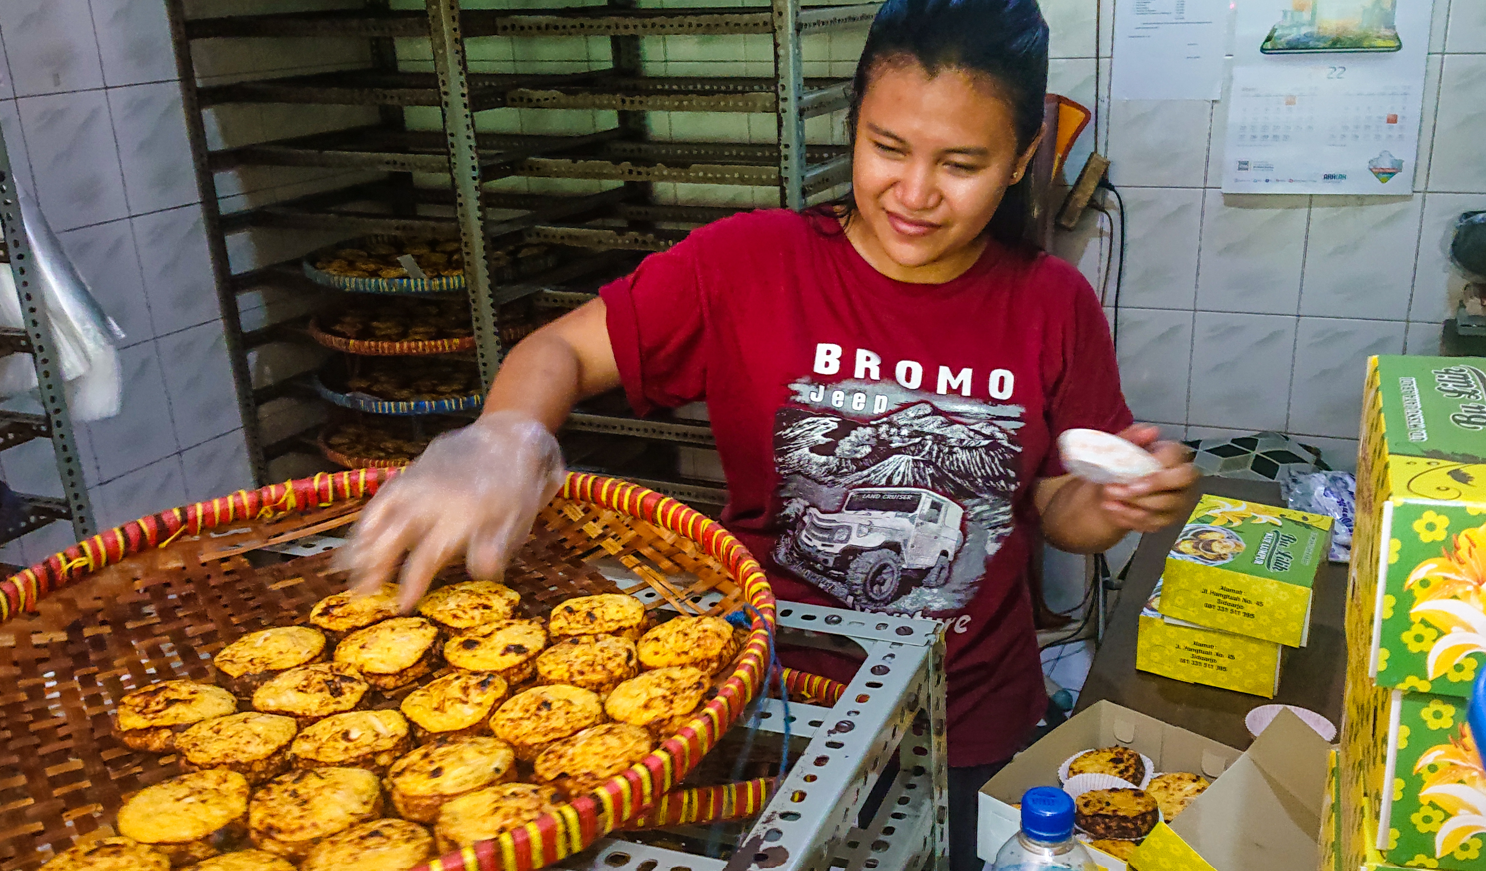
(302, 237, 562, 296)
(0, 470, 777, 871)
(309, 317, 478, 356)
(312, 358, 485, 417)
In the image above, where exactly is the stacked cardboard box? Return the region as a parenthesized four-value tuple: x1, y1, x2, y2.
(1339, 356, 1486, 871)
(1135, 493, 1332, 698)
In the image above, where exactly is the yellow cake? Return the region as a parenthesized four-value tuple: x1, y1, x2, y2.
(183, 850, 297, 871)
(1145, 772, 1209, 819)
(443, 619, 546, 684)
(489, 685, 605, 761)
(289, 709, 412, 773)
(1067, 747, 1146, 785)
(387, 736, 517, 823)
(1074, 788, 1159, 841)
(309, 585, 403, 641)
(604, 666, 708, 738)
(548, 594, 648, 642)
(248, 767, 384, 860)
(38, 838, 170, 871)
(176, 712, 298, 785)
(333, 617, 441, 690)
(533, 723, 655, 797)
(417, 581, 522, 634)
(116, 770, 250, 865)
(300, 819, 434, 871)
(214, 627, 328, 697)
(434, 783, 560, 854)
(251, 662, 369, 725)
(535, 635, 639, 695)
(399, 671, 508, 741)
(637, 616, 742, 676)
(115, 681, 237, 752)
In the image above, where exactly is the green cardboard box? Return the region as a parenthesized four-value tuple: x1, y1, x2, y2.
(1136, 580, 1284, 698)
(1377, 689, 1486, 870)
(1157, 494, 1333, 647)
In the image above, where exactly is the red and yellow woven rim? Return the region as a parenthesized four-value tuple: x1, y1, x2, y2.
(1, 470, 778, 871)
(308, 318, 478, 356)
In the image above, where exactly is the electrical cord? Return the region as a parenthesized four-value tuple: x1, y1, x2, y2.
(1097, 178, 1127, 353)
(1038, 554, 1103, 651)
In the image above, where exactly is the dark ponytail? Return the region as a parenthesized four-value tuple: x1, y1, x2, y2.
(836, 0, 1050, 249)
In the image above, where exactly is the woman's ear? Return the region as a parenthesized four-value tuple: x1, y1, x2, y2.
(1011, 123, 1046, 183)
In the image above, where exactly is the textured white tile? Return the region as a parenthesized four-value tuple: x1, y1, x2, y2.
(0, 98, 35, 194)
(1043, 0, 1098, 59)
(1432, 0, 1453, 52)
(133, 204, 223, 335)
(1405, 320, 1445, 356)
(94, 454, 187, 529)
(1187, 313, 1297, 431)
(1111, 186, 1203, 310)
(0, 437, 64, 497)
(1300, 196, 1421, 321)
(157, 320, 242, 449)
(1288, 318, 1405, 439)
(1205, 57, 1236, 189)
(109, 82, 200, 216)
(1106, 100, 1211, 189)
(0, 0, 104, 96)
(1051, 205, 1112, 293)
(90, 0, 178, 87)
(1427, 55, 1486, 195)
(1411, 193, 1479, 321)
(1185, 425, 1248, 442)
(180, 429, 253, 503)
(1195, 191, 1310, 315)
(1114, 308, 1193, 426)
(17, 90, 129, 231)
(1048, 59, 1097, 182)
(84, 341, 179, 477)
(1446, 0, 1486, 53)
(1300, 436, 1361, 473)
(56, 219, 153, 346)
(0, 31, 13, 101)
(1415, 54, 1443, 193)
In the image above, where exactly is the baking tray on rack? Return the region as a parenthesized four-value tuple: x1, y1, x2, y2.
(310, 356, 484, 416)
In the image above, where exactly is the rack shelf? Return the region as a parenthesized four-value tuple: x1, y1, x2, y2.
(198, 69, 593, 109)
(208, 127, 624, 175)
(185, 5, 879, 39)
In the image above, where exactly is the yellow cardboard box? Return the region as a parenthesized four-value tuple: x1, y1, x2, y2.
(1136, 580, 1284, 698)
(1158, 494, 1333, 647)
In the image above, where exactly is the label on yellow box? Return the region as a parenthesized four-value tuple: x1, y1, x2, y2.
(1136, 581, 1283, 698)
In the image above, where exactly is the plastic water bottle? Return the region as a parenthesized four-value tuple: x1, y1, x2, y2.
(989, 786, 1096, 871)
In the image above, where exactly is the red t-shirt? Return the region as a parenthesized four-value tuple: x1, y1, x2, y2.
(602, 209, 1132, 766)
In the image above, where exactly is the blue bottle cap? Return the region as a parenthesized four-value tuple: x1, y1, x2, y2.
(1020, 786, 1076, 842)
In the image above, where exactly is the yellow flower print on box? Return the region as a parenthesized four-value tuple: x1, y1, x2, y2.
(1405, 523, 1486, 680)
(1390, 827, 1400, 850)
(1470, 506, 1485, 516)
(1423, 699, 1457, 731)
(1454, 837, 1483, 861)
(1397, 776, 1407, 801)
(1414, 804, 1447, 833)
(1392, 537, 1403, 564)
(1379, 648, 1392, 673)
(1403, 675, 1434, 692)
(1400, 724, 1411, 750)
(1411, 855, 1440, 868)
(1385, 593, 1398, 619)
(1416, 511, 1452, 543)
(1449, 656, 1480, 684)
(1405, 622, 1441, 653)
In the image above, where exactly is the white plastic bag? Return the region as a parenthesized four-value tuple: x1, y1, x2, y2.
(0, 189, 123, 421)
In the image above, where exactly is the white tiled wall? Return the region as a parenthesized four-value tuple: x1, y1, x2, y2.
(1055, 0, 1485, 473)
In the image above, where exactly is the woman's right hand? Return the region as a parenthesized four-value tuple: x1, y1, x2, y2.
(333, 410, 566, 611)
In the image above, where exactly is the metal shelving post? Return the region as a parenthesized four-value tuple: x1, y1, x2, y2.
(0, 127, 96, 546)
(772, 0, 806, 211)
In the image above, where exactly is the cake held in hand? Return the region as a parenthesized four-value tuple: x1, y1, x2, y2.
(115, 681, 237, 752)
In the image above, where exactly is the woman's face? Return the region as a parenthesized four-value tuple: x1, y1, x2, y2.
(847, 59, 1041, 284)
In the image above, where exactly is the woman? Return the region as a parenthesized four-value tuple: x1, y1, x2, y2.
(340, 0, 1199, 864)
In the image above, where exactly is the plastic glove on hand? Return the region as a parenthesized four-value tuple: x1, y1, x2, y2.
(333, 411, 566, 612)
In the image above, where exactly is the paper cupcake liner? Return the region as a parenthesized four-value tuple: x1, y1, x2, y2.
(1062, 772, 1144, 798)
(1058, 748, 1156, 789)
(1245, 704, 1337, 742)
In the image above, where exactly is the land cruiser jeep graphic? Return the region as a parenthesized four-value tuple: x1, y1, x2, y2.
(789, 487, 966, 607)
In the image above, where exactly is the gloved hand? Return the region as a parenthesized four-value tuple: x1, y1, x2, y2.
(334, 411, 566, 611)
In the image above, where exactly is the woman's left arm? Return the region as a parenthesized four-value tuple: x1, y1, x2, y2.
(1034, 424, 1201, 554)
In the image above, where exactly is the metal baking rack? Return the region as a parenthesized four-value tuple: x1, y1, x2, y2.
(0, 123, 95, 555)
(169, 0, 870, 503)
